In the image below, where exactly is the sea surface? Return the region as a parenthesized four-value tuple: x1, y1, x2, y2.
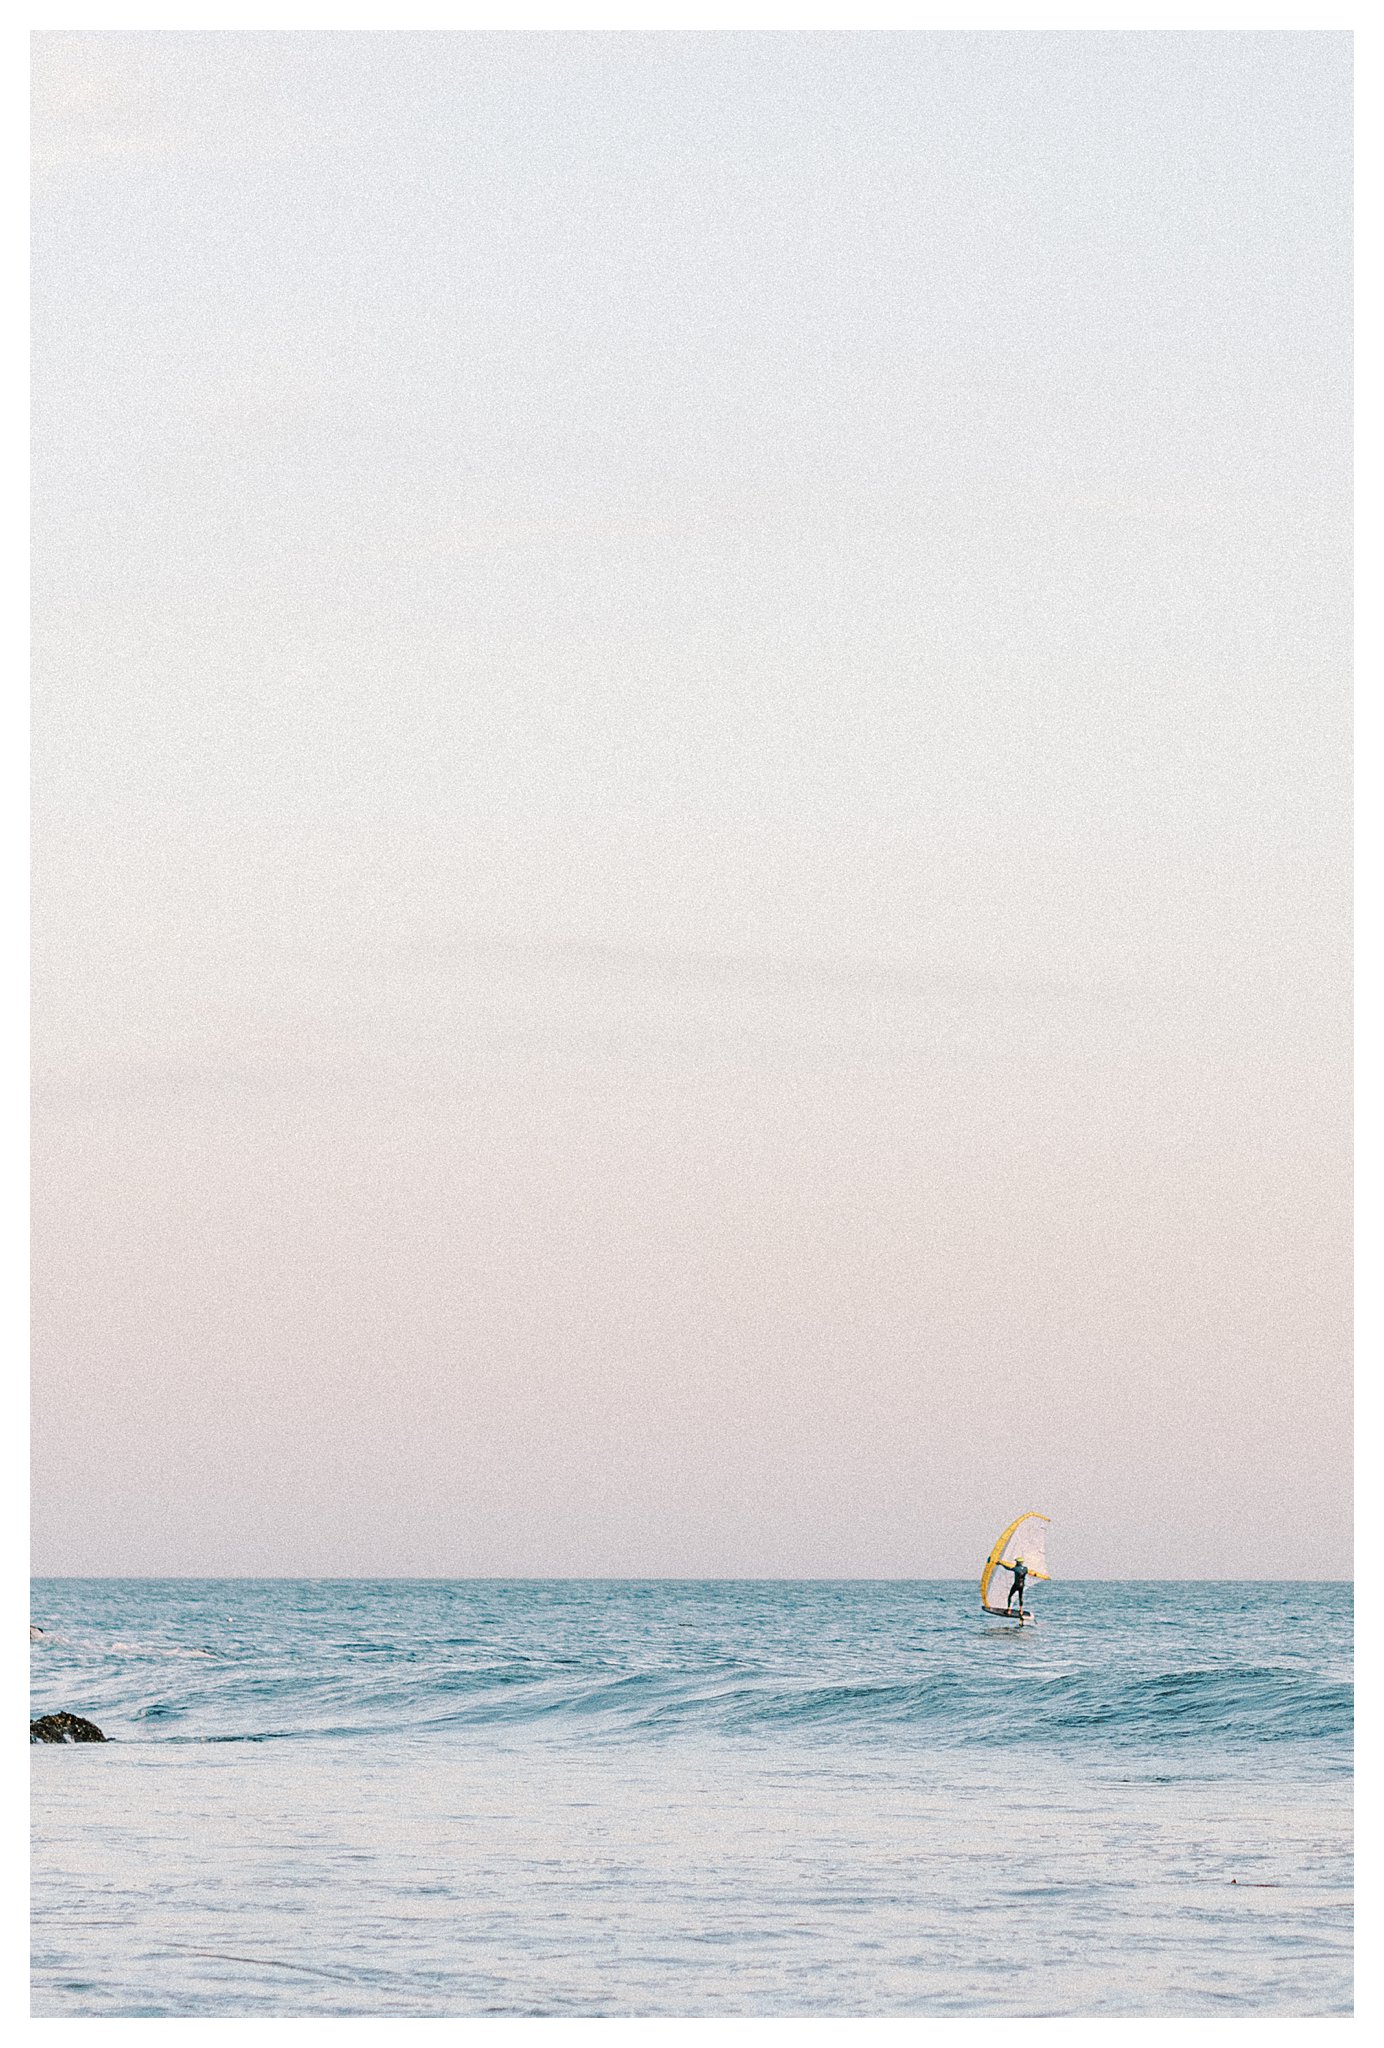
(31, 1578, 1351, 2017)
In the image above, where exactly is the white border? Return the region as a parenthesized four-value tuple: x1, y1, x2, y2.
(13, 7, 1373, 34)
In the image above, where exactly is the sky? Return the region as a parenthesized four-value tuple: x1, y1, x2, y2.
(31, 31, 1351, 1578)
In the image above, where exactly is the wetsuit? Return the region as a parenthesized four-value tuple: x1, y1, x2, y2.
(1005, 1561, 1029, 1612)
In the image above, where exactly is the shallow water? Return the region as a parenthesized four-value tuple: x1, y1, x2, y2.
(31, 1579, 1352, 2016)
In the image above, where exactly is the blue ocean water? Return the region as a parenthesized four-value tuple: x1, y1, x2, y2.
(31, 1579, 1351, 2016)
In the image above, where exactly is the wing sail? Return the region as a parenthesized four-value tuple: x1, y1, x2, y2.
(979, 1510, 1051, 1611)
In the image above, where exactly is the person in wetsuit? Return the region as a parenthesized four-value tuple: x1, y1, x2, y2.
(1004, 1556, 1029, 1614)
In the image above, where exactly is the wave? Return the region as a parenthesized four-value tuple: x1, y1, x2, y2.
(34, 1659, 1351, 1748)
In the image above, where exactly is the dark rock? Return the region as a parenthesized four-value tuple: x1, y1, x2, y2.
(30, 1712, 106, 1744)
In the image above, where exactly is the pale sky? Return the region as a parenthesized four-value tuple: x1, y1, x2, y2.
(32, 31, 1351, 1577)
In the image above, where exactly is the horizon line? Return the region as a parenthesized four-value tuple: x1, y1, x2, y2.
(29, 1572, 1353, 1585)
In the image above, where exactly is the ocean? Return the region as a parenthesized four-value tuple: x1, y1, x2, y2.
(30, 1578, 1351, 2017)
